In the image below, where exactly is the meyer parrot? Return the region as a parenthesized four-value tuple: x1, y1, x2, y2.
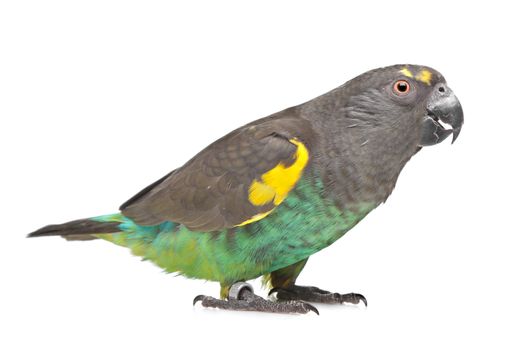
(28, 64, 463, 314)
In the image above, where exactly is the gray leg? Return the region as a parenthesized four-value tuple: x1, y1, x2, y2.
(269, 285, 367, 306)
(193, 282, 319, 315)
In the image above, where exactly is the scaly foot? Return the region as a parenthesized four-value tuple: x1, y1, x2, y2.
(269, 285, 367, 306)
(193, 282, 319, 315)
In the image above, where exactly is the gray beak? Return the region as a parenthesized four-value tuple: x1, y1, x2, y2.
(419, 83, 464, 146)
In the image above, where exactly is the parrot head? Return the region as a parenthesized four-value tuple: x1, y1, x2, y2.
(344, 64, 464, 148)
(306, 64, 465, 203)
(395, 65, 464, 146)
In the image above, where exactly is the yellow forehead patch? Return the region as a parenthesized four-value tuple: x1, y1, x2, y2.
(399, 68, 433, 85)
(416, 69, 432, 85)
(399, 68, 414, 78)
(248, 138, 309, 207)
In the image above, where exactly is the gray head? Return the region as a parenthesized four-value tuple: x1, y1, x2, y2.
(300, 64, 464, 204)
(341, 64, 463, 148)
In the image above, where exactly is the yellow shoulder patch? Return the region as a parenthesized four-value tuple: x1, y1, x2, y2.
(236, 209, 274, 227)
(248, 138, 309, 207)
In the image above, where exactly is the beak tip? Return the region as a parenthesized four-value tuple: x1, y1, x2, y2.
(451, 126, 462, 144)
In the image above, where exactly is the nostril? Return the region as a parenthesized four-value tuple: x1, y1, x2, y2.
(438, 86, 446, 93)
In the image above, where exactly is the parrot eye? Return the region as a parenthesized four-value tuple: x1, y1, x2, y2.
(393, 80, 411, 95)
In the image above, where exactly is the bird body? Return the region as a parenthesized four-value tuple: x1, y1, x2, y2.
(29, 64, 463, 312)
(93, 178, 375, 287)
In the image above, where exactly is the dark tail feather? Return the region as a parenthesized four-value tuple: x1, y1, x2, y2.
(27, 218, 121, 239)
(62, 234, 100, 241)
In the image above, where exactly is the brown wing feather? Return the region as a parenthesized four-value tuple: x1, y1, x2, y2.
(120, 113, 315, 231)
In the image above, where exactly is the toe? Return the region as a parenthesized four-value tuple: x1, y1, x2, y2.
(342, 293, 367, 306)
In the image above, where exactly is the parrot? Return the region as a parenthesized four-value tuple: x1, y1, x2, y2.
(28, 64, 463, 315)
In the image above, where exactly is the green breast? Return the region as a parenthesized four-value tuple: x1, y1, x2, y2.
(96, 175, 376, 284)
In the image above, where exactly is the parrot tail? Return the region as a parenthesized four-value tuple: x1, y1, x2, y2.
(27, 216, 122, 240)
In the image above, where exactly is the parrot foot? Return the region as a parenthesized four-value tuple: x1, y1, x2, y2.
(193, 282, 319, 315)
(269, 285, 367, 306)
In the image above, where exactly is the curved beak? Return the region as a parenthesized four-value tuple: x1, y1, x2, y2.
(419, 84, 464, 146)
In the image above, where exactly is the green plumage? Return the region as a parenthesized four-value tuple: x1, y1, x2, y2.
(95, 174, 375, 285)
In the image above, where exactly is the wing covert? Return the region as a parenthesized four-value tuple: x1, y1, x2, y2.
(120, 116, 314, 231)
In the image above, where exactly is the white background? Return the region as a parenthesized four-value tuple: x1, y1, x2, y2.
(1, 1, 524, 349)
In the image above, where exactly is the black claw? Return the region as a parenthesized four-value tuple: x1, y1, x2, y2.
(268, 287, 281, 296)
(193, 295, 206, 306)
(303, 303, 320, 315)
(342, 293, 367, 307)
(268, 287, 296, 297)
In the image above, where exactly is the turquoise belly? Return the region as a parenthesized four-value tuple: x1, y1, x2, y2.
(95, 177, 375, 284)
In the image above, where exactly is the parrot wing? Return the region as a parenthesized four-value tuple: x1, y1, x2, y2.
(120, 114, 314, 231)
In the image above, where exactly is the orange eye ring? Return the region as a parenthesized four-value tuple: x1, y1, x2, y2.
(393, 80, 410, 95)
